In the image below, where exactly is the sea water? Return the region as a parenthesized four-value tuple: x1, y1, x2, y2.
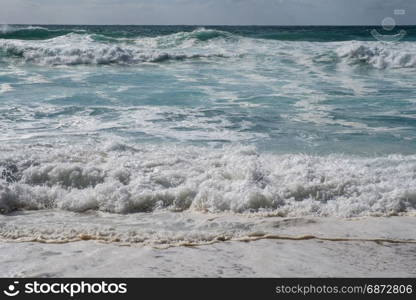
(1, 25, 416, 245)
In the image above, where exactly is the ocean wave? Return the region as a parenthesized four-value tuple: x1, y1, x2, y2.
(1, 28, 416, 68)
(1, 143, 415, 217)
(0, 25, 48, 33)
(0, 30, 236, 65)
(160, 27, 235, 43)
(336, 42, 416, 69)
(0, 24, 79, 40)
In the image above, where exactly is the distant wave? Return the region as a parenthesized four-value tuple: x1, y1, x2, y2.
(2, 25, 416, 42)
(0, 24, 81, 40)
(0, 29, 237, 65)
(0, 25, 48, 33)
(1, 143, 416, 217)
(1, 28, 416, 68)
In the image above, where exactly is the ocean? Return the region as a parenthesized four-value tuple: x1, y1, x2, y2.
(1, 25, 416, 247)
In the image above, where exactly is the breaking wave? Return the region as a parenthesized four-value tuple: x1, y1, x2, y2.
(0, 27, 415, 68)
(336, 42, 416, 69)
(1, 143, 416, 217)
(0, 29, 237, 65)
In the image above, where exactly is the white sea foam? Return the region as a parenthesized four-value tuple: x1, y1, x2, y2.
(0, 105, 265, 143)
(0, 83, 13, 94)
(1, 143, 415, 217)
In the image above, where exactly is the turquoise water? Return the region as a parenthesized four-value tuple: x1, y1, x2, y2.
(1, 25, 416, 217)
(1, 25, 416, 155)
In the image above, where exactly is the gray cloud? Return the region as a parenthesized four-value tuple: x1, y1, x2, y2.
(0, 0, 415, 25)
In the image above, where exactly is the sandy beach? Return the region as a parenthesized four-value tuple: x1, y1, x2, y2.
(1, 216, 415, 277)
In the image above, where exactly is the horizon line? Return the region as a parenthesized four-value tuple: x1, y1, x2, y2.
(3, 23, 416, 27)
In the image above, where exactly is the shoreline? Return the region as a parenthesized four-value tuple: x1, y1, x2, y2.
(1, 216, 415, 277)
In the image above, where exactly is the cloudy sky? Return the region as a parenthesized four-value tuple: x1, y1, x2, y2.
(1, 0, 415, 25)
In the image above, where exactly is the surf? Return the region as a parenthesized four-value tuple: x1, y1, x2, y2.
(1, 143, 416, 217)
(1, 27, 415, 69)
